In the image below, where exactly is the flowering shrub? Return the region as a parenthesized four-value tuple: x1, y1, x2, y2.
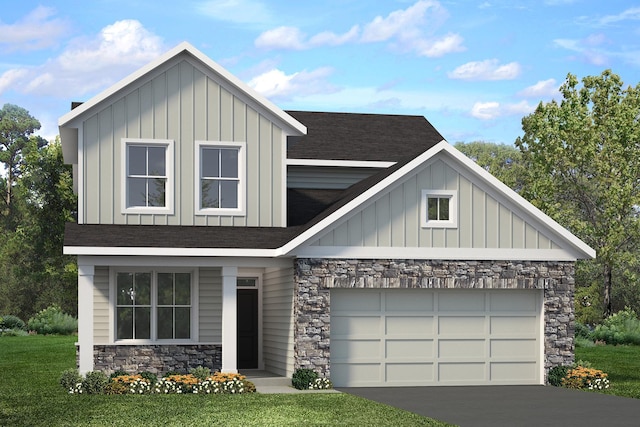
(562, 366, 610, 390)
(89, 371, 257, 395)
(309, 378, 333, 390)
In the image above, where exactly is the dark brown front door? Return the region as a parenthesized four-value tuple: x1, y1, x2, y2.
(237, 289, 258, 369)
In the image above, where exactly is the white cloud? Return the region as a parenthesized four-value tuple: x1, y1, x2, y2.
(254, 26, 307, 50)
(248, 67, 337, 100)
(478, 2, 491, 9)
(471, 100, 534, 120)
(195, 0, 274, 25)
(448, 59, 521, 80)
(598, 7, 640, 26)
(0, 6, 69, 51)
(254, 1, 465, 57)
(0, 19, 165, 98)
(518, 79, 558, 98)
(554, 35, 610, 66)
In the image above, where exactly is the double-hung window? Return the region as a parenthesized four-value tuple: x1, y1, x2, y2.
(421, 190, 458, 228)
(122, 139, 174, 214)
(115, 270, 193, 342)
(196, 141, 245, 215)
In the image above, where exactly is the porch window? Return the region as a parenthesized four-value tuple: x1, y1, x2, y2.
(115, 271, 192, 342)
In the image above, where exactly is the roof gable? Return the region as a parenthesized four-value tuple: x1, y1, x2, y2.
(58, 42, 306, 136)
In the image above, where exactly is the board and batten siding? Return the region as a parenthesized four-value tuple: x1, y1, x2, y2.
(312, 157, 560, 250)
(199, 268, 222, 343)
(262, 266, 295, 377)
(93, 267, 110, 345)
(82, 56, 285, 227)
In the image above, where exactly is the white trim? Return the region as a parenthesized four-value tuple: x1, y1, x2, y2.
(121, 138, 175, 215)
(293, 246, 583, 261)
(421, 189, 458, 229)
(538, 289, 545, 385)
(58, 42, 306, 136)
(194, 141, 246, 216)
(221, 266, 238, 373)
(74, 255, 293, 269)
(78, 129, 84, 224)
(286, 158, 396, 168)
(77, 259, 94, 374)
(65, 246, 279, 257)
(280, 132, 287, 227)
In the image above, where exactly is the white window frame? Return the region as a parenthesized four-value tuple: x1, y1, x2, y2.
(195, 140, 246, 216)
(121, 138, 174, 215)
(110, 268, 197, 344)
(421, 189, 458, 228)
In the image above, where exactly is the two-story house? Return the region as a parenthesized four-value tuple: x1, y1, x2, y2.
(60, 42, 594, 387)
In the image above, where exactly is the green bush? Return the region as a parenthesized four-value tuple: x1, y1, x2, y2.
(575, 321, 592, 339)
(1, 315, 26, 331)
(189, 366, 211, 381)
(547, 365, 569, 386)
(140, 371, 157, 385)
(27, 306, 78, 335)
(60, 369, 83, 392)
(592, 307, 640, 345)
(109, 370, 128, 380)
(82, 371, 108, 394)
(575, 336, 595, 348)
(292, 368, 318, 390)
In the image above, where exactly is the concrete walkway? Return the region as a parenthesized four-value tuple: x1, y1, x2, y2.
(241, 370, 339, 394)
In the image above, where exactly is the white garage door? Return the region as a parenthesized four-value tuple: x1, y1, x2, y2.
(330, 288, 542, 387)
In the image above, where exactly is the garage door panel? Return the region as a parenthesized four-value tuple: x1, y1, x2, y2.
(491, 339, 537, 358)
(385, 291, 433, 311)
(332, 339, 380, 360)
(491, 362, 538, 382)
(438, 292, 485, 311)
(330, 289, 541, 387)
(490, 316, 537, 335)
(439, 339, 485, 358)
(386, 363, 434, 383)
(439, 362, 486, 382)
(438, 316, 485, 335)
(332, 315, 380, 335)
(386, 316, 434, 335)
(386, 339, 434, 359)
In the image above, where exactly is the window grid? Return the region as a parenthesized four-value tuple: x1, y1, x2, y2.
(200, 146, 240, 210)
(126, 144, 168, 208)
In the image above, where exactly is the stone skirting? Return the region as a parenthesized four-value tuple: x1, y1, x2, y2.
(293, 259, 575, 382)
(90, 344, 222, 375)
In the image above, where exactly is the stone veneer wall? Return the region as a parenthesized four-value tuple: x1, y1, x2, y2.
(293, 259, 575, 383)
(90, 345, 222, 375)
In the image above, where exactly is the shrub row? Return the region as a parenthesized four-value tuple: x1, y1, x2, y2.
(548, 362, 610, 391)
(291, 368, 333, 390)
(60, 366, 256, 395)
(1, 306, 77, 336)
(576, 307, 640, 346)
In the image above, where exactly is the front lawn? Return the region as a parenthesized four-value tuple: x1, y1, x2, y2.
(576, 345, 640, 399)
(0, 335, 451, 426)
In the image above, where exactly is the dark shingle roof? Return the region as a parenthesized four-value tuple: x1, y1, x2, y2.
(65, 111, 444, 250)
(286, 111, 443, 162)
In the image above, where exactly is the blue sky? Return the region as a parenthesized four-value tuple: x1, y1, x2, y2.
(1, 1, 639, 144)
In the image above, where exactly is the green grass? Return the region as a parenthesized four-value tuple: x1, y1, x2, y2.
(0, 335, 451, 426)
(576, 345, 640, 399)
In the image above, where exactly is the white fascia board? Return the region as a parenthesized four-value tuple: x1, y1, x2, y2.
(64, 246, 279, 257)
(58, 42, 306, 136)
(77, 255, 293, 269)
(293, 246, 582, 262)
(286, 159, 395, 168)
(436, 143, 596, 259)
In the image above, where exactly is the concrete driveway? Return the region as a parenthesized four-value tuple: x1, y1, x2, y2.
(339, 385, 640, 427)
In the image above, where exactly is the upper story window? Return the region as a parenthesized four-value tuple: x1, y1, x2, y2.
(122, 139, 174, 215)
(421, 190, 458, 228)
(196, 141, 245, 215)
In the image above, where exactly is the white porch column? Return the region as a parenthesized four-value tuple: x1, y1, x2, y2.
(221, 266, 238, 373)
(77, 258, 95, 374)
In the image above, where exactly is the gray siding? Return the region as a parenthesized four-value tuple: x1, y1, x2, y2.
(94, 267, 110, 344)
(82, 55, 285, 227)
(199, 268, 222, 343)
(287, 166, 381, 189)
(312, 157, 560, 249)
(263, 266, 295, 377)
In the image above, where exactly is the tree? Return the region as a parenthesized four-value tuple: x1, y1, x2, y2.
(0, 104, 44, 230)
(454, 141, 526, 191)
(516, 70, 640, 317)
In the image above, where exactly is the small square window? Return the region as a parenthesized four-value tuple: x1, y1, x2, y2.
(421, 190, 457, 228)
